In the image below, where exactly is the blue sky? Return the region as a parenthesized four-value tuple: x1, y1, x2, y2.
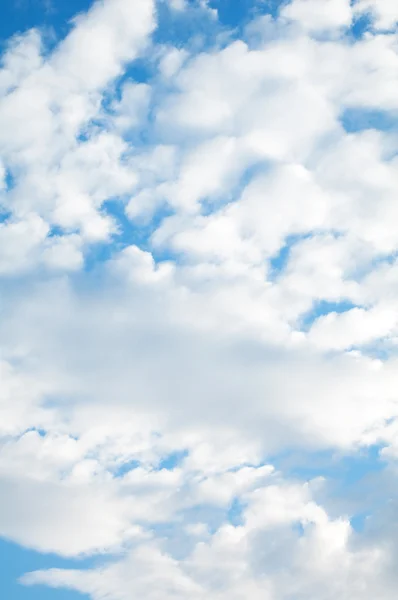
(1, 1, 398, 599)
(0, 0, 92, 42)
(1, 539, 92, 600)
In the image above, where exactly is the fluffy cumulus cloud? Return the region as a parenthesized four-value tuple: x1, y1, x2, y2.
(354, 0, 398, 30)
(1, 0, 398, 598)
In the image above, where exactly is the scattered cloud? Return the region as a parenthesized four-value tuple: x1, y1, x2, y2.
(1, 0, 398, 598)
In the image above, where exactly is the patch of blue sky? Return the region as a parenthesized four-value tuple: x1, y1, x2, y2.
(113, 459, 141, 478)
(270, 444, 388, 531)
(24, 427, 48, 437)
(285, 445, 386, 485)
(350, 511, 371, 532)
(341, 107, 398, 133)
(349, 10, 373, 39)
(4, 169, 15, 190)
(349, 340, 395, 361)
(113, 450, 188, 477)
(300, 299, 359, 331)
(83, 200, 175, 271)
(227, 497, 245, 526)
(0, 538, 93, 600)
(121, 58, 154, 86)
(0, 210, 11, 224)
(0, 172, 15, 221)
(208, 0, 283, 30)
(0, 0, 92, 47)
(82, 239, 115, 273)
(268, 233, 312, 279)
(48, 225, 67, 238)
(269, 244, 291, 276)
(158, 449, 189, 470)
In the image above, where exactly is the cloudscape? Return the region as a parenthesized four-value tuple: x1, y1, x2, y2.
(1, 0, 398, 598)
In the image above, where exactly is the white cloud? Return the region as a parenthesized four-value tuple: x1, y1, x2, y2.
(168, 0, 187, 11)
(0, 0, 154, 253)
(308, 305, 398, 350)
(281, 0, 353, 32)
(1, 0, 398, 598)
(0, 361, 53, 437)
(0, 215, 48, 273)
(112, 82, 151, 131)
(159, 47, 189, 79)
(20, 479, 394, 599)
(52, 0, 155, 92)
(0, 475, 134, 556)
(0, 30, 43, 95)
(354, 0, 398, 30)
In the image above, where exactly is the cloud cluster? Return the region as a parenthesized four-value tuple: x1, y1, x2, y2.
(1, 0, 398, 598)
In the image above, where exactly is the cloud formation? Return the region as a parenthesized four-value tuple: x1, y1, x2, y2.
(1, 0, 398, 598)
